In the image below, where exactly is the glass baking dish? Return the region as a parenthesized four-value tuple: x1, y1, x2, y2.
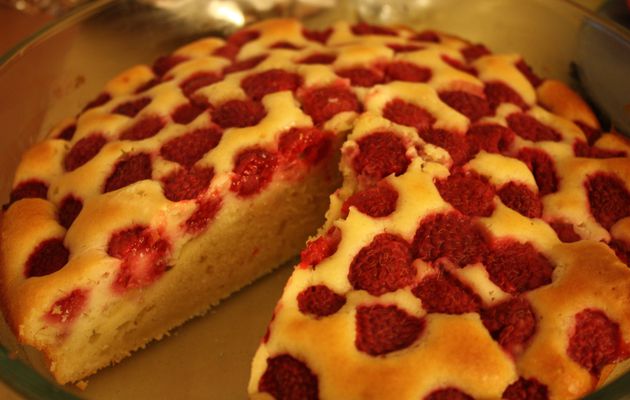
(0, 0, 629, 398)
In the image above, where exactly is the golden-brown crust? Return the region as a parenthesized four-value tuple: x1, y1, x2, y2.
(536, 79, 600, 129)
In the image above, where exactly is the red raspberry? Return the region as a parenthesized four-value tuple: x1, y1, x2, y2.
(299, 53, 337, 65)
(385, 62, 432, 83)
(442, 55, 477, 76)
(152, 55, 188, 77)
(484, 81, 527, 110)
(348, 233, 415, 296)
(224, 54, 267, 74)
(413, 31, 440, 42)
(25, 238, 69, 278)
(481, 297, 537, 356)
(413, 212, 489, 268)
(45, 289, 88, 324)
(387, 44, 424, 53)
(575, 120, 601, 144)
(336, 67, 384, 87)
(609, 239, 629, 266)
(259, 354, 318, 400)
(278, 127, 333, 166)
(8, 180, 48, 205)
(171, 102, 205, 125)
(466, 123, 515, 154)
(302, 27, 333, 44)
(585, 173, 630, 230)
(57, 124, 76, 141)
(300, 227, 341, 268)
(436, 170, 496, 217)
(230, 147, 277, 197)
(180, 72, 221, 98)
(82, 92, 111, 111)
(517, 148, 558, 196)
(355, 304, 424, 356)
(461, 43, 491, 62)
(425, 388, 474, 400)
(184, 197, 222, 234)
(352, 131, 410, 181)
(161, 166, 214, 202)
(212, 99, 266, 129)
(160, 127, 222, 168)
(497, 182, 542, 218)
(58, 195, 83, 229)
(297, 285, 346, 317)
(228, 29, 260, 47)
(341, 182, 398, 218)
(507, 113, 561, 142)
(573, 141, 626, 159)
(502, 377, 549, 400)
(241, 69, 303, 100)
(418, 128, 473, 166)
(351, 23, 397, 36)
(413, 271, 481, 314)
(104, 153, 152, 193)
(112, 97, 151, 118)
(516, 59, 543, 88)
(548, 220, 581, 243)
(119, 116, 166, 141)
(439, 91, 491, 122)
(107, 225, 171, 292)
(383, 99, 436, 132)
(300, 85, 360, 124)
(64, 134, 107, 172)
(135, 78, 159, 94)
(270, 41, 301, 50)
(484, 240, 554, 294)
(568, 309, 621, 375)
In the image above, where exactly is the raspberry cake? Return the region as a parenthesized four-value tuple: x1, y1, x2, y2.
(0, 19, 628, 397)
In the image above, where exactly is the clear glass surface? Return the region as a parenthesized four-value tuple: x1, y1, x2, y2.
(0, 0, 628, 398)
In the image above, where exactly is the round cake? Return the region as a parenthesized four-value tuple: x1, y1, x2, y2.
(0, 18, 629, 399)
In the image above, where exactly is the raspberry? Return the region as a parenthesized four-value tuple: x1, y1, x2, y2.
(112, 97, 151, 118)
(302, 27, 333, 44)
(259, 354, 318, 400)
(502, 377, 549, 400)
(507, 113, 561, 142)
(436, 170, 495, 217)
(107, 225, 171, 292)
(212, 99, 266, 129)
(481, 297, 536, 355)
(351, 23, 397, 36)
(439, 91, 491, 122)
(497, 182, 542, 218)
(160, 127, 222, 168)
(57, 124, 76, 141)
(441, 56, 477, 76)
(300, 227, 341, 268)
(355, 304, 424, 356)
(575, 121, 601, 144)
(573, 141, 626, 159)
(466, 123, 515, 154)
(135, 78, 159, 94)
(230, 147, 277, 197)
(341, 182, 398, 218)
(413, 31, 440, 42)
(83, 92, 111, 111)
(548, 221, 581, 243)
(609, 239, 630, 266)
(180, 72, 221, 97)
(484, 240, 554, 294)
(270, 41, 301, 50)
(413, 212, 489, 267)
(45, 289, 88, 324)
(152, 54, 187, 77)
(425, 388, 474, 400)
(585, 173, 630, 230)
(418, 128, 473, 166)
(348, 233, 415, 296)
(9, 180, 48, 204)
(213, 44, 240, 61)
(25, 238, 69, 278)
(385, 62, 432, 83)
(297, 285, 346, 317)
(161, 166, 214, 202)
(224, 54, 267, 74)
(241, 69, 303, 100)
(413, 272, 481, 314)
(568, 309, 621, 375)
(517, 148, 558, 196)
(119, 116, 166, 140)
(278, 127, 333, 165)
(352, 131, 410, 181)
(484, 81, 527, 110)
(300, 85, 360, 124)
(64, 134, 107, 171)
(299, 53, 337, 65)
(461, 44, 491, 62)
(104, 153, 152, 193)
(228, 29, 260, 47)
(171, 102, 205, 125)
(336, 67, 384, 87)
(58, 196, 83, 229)
(515, 60, 543, 88)
(184, 197, 222, 234)
(383, 99, 435, 132)
(387, 44, 424, 53)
